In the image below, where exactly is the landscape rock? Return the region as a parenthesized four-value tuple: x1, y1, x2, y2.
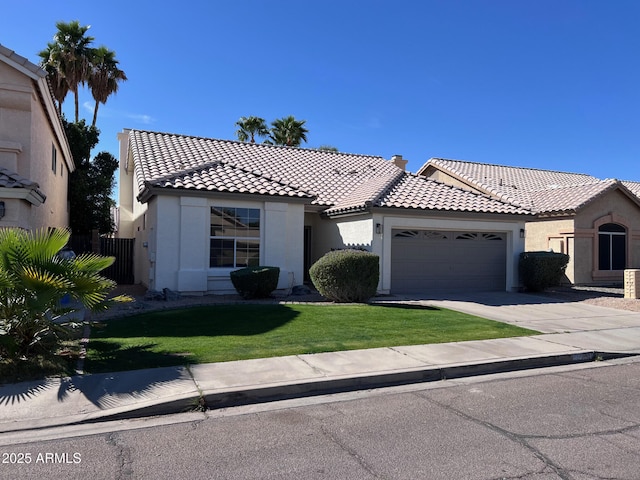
(163, 288, 182, 301)
(144, 289, 166, 301)
(291, 285, 312, 296)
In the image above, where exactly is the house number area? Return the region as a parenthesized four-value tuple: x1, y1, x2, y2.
(2, 452, 82, 464)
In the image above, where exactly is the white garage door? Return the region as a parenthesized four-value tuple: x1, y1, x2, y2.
(391, 229, 507, 293)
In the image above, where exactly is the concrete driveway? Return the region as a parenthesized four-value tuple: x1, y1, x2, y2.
(384, 291, 640, 353)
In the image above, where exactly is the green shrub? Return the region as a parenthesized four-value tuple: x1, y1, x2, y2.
(309, 249, 379, 302)
(519, 251, 570, 292)
(230, 266, 280, 299)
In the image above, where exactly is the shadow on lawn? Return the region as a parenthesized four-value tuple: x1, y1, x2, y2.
(372, 302, 440, 311)
(93, 304, 300, 338)
(85, 341, 194, 373)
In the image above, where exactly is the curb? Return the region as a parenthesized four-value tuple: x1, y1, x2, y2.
(201, 351, 630, 410)
(83, 350, 638, 423)
(2, 351, 636, 433)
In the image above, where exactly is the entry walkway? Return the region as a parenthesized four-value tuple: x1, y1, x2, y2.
(1, 291, 640, 437)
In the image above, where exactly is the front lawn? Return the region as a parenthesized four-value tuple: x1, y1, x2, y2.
(86, 303, 537, 373)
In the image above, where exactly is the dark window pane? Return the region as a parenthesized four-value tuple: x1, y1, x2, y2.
(599, 223, 626, 233)
(599, 234, 611, 270)
(236, 208, 249, 225)
(612, 234, 626, 270)
(210, 239, 235, 268)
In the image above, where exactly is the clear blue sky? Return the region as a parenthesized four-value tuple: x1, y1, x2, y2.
(4, 0, 640, 188)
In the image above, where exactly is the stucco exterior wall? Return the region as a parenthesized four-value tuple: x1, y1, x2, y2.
(0, 58, 71, 230)
(576, 189, 640, 284)
(116, 130, 135, 238)
(422, 169, 481, 193)
(29, 92, 69, 229)
(524, 219, 575, 283)
(140, 195, 305, 295)
(524, 190, 640, 285)
(310, 215, 373, 263)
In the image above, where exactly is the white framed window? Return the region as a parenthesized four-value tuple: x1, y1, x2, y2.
(209, 206, 260, 268)
(598, 223, 626, 271)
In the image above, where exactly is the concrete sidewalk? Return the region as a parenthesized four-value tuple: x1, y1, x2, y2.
(2, 292, 640, 434)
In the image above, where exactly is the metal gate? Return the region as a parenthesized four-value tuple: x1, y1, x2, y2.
(69, 233, 134, 284)
(100, 237, 135, 284)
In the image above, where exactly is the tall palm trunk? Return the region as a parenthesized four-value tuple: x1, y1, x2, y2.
(92, 101, 99, 127)
(74, 90, 80, 123)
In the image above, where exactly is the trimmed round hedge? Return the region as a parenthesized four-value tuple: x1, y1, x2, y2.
(230, 266, 280, 299)
(309, 249, 379, 303)
(519, 251, 570, 292)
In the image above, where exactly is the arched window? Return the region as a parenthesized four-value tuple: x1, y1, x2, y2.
(598, 223, 626, 270)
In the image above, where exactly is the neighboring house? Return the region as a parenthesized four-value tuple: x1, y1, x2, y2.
(117, 129, 530, 295)
(0, 44, 74, 230)
(419, 158, 640, 285)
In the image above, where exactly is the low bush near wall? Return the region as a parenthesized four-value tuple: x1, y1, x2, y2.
(230, 266, 280, 299)
(519, 251, 570, 292)
(309, 249, 379, 302)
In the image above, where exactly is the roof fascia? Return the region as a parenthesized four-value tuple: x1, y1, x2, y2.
(321, 205, 371, 218)
(137, 185, 314, 205)
(34, 77, 74, 173)
(371, 206, 531, 221)
(0, 186, 46, 205)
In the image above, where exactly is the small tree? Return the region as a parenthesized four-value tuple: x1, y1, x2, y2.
(0, 228, 129, 359)
(64, 119, 118, 235)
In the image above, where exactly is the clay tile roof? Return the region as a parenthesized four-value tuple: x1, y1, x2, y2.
(527, 179, 627, 214)
(129, 130, 532, 216)
(130, 130, 401, 205)
(376, 175, 531, 215)
(147, 161, 313, 198)
(0, 167, 46, 201)
(0, 44, 47, 78)
(324, 172, 404, 215)
(622, 180, 640, 197)
(423, 158, 611, 213)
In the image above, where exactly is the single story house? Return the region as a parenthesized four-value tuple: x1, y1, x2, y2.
(116, 129, 531, 295)
(0, 44, 74, 230)
(419, 158, 640, 285)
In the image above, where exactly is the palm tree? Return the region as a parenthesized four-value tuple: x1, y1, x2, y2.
(38, 43, 69, 115)
(268, 116, 309, 147)
(235, 116, 269, 143)
(88, 46, 127, 127)
(0, 228, 130, 358)
(39, 20, 94, 122)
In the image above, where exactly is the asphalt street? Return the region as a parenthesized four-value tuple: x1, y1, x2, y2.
(2, 357, 640, 479)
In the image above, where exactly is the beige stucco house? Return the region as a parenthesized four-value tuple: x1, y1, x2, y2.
(117, 129, 531, 295)
(419, 159, 640, 286)
(0, 44, 74, 230)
